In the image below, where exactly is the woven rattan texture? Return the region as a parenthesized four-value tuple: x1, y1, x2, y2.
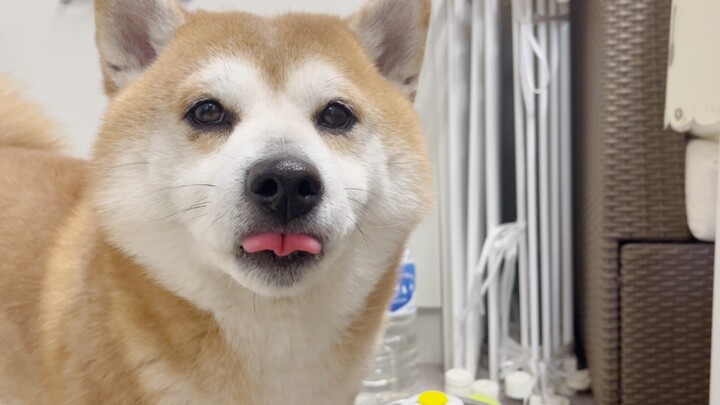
(603, 0, 688, 240)
(573, 0, 619, 402)
(620, 243, 713, 405)
(572, 1, 696, 404)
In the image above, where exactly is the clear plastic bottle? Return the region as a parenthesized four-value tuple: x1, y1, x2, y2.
(356, 251, 419, 405)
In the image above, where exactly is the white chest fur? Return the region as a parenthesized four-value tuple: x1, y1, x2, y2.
(141, 243, 395, 405)
(214, 266, 382, 404)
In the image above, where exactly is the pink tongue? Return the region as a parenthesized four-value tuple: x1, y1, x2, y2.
(241, 233, 322, 257)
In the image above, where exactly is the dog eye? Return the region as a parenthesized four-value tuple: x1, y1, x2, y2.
(317, 102, 356, 131)
(187, 100, 227, 127)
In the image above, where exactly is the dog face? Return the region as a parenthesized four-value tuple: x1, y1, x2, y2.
(90, 0, 432, 298)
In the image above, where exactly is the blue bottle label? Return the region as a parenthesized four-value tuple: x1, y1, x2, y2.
(389, 260, 416, 315)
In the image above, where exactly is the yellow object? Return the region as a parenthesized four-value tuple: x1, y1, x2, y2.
(417, 391, 449, 405)
(468, 393, 502, 405)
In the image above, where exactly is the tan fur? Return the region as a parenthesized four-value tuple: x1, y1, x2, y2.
(92, 10, 433, 188)
(346, 0, 431, 99)
(0, 78, 84, 404)
(38, 208, 243, 403)
(0, 1, 432, 403)
(0, 158, 401, 404)
(0, 77, 63, 152)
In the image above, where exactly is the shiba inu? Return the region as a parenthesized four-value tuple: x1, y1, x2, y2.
(0, 0, 432, 403)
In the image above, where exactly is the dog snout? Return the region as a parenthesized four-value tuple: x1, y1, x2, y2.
(245, 156, 324, 223)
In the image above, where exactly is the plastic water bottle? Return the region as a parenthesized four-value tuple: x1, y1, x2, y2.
(356, 251, 419, 405)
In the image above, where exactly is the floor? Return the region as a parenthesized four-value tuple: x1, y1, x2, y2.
(417, 364, 594, 405)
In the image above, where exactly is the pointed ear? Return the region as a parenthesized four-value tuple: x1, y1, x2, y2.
(346, 0, 431, 100)
(94, 0, 187, 96)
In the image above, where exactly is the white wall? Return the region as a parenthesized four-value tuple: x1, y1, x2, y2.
(0, 0, 442, 311)
(0, 0, 104, 157)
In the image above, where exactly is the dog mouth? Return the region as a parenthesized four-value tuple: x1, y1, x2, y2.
(241, 232, 323, 257)
(235, 232, 324, 271)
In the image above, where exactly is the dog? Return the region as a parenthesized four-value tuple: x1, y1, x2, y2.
(0, 0, 432, 403)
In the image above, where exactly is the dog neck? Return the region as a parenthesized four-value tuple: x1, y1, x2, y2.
(42, 201, 402, 403)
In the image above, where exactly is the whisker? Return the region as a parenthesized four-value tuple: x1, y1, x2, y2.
(346, 197, 384, 223)
(187, 196, 210, 205)
(187, 201, 209, 210)
(150, 194, 210, 223)
(109, 161, 149, 169)
(343, 187, 384, 199)
(156, 184, 217, 191)
(141, 184, 217, 198)
(204, 212, 227, 236)
(343, 196, 411, 229)
(387, 160, 424, 166)
(346, 215, 372, 250)
(150, 204, 208, 222)
(253, 293, 259, 322)
(367, 221, 413, 229)
(179, 213, 208, 225)
(143, 185, 216, 200)
(346, 197, 365, 206)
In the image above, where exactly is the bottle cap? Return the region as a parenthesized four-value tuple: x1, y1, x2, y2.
(402, 391, 464, 405)
(417, 391, 449, 405)
(444, 368, 473, 396)
(505, 370, 533, 399)
(527, 394, 572, 405)
(552, 395, 571, 405)
(564, 369, 591, 391)
(554, 382, 577, 397)
(529, 395, 544, 405)
(562, 356, 578, 373)
(445, 368, 473, 387)
(471, 379, 500, 399)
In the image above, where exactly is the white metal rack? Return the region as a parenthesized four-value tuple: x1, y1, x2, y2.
(424, 0, 582, 401)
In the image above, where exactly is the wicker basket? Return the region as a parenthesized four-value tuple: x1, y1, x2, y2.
(572, 1, 714, 403)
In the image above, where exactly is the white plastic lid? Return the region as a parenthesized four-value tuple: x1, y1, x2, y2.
(505, 370, 533, 399)
(444, 368, 473, 397)
(529, 395, 544, 405)
(562, 356, 578, 373)
(564, 369, 591, 391)
(554, 382, 577, 397)
(552, 395, 571, 405)
(445, 368, 473, 388)
(528, 394, 571, 405)
(471, 379, 500, 399)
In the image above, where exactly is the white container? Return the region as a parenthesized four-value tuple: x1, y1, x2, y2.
(564, 369, 591, 391)
(444, 368, 473, 397)
(472, 379, 500, 399)
(528, 394, 570, 405)
(504, 371, 533, 400)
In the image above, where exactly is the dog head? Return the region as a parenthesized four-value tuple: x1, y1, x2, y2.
(89, 0, 433, 298)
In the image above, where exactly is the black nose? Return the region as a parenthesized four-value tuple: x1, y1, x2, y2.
(246, 156, 324, 223)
